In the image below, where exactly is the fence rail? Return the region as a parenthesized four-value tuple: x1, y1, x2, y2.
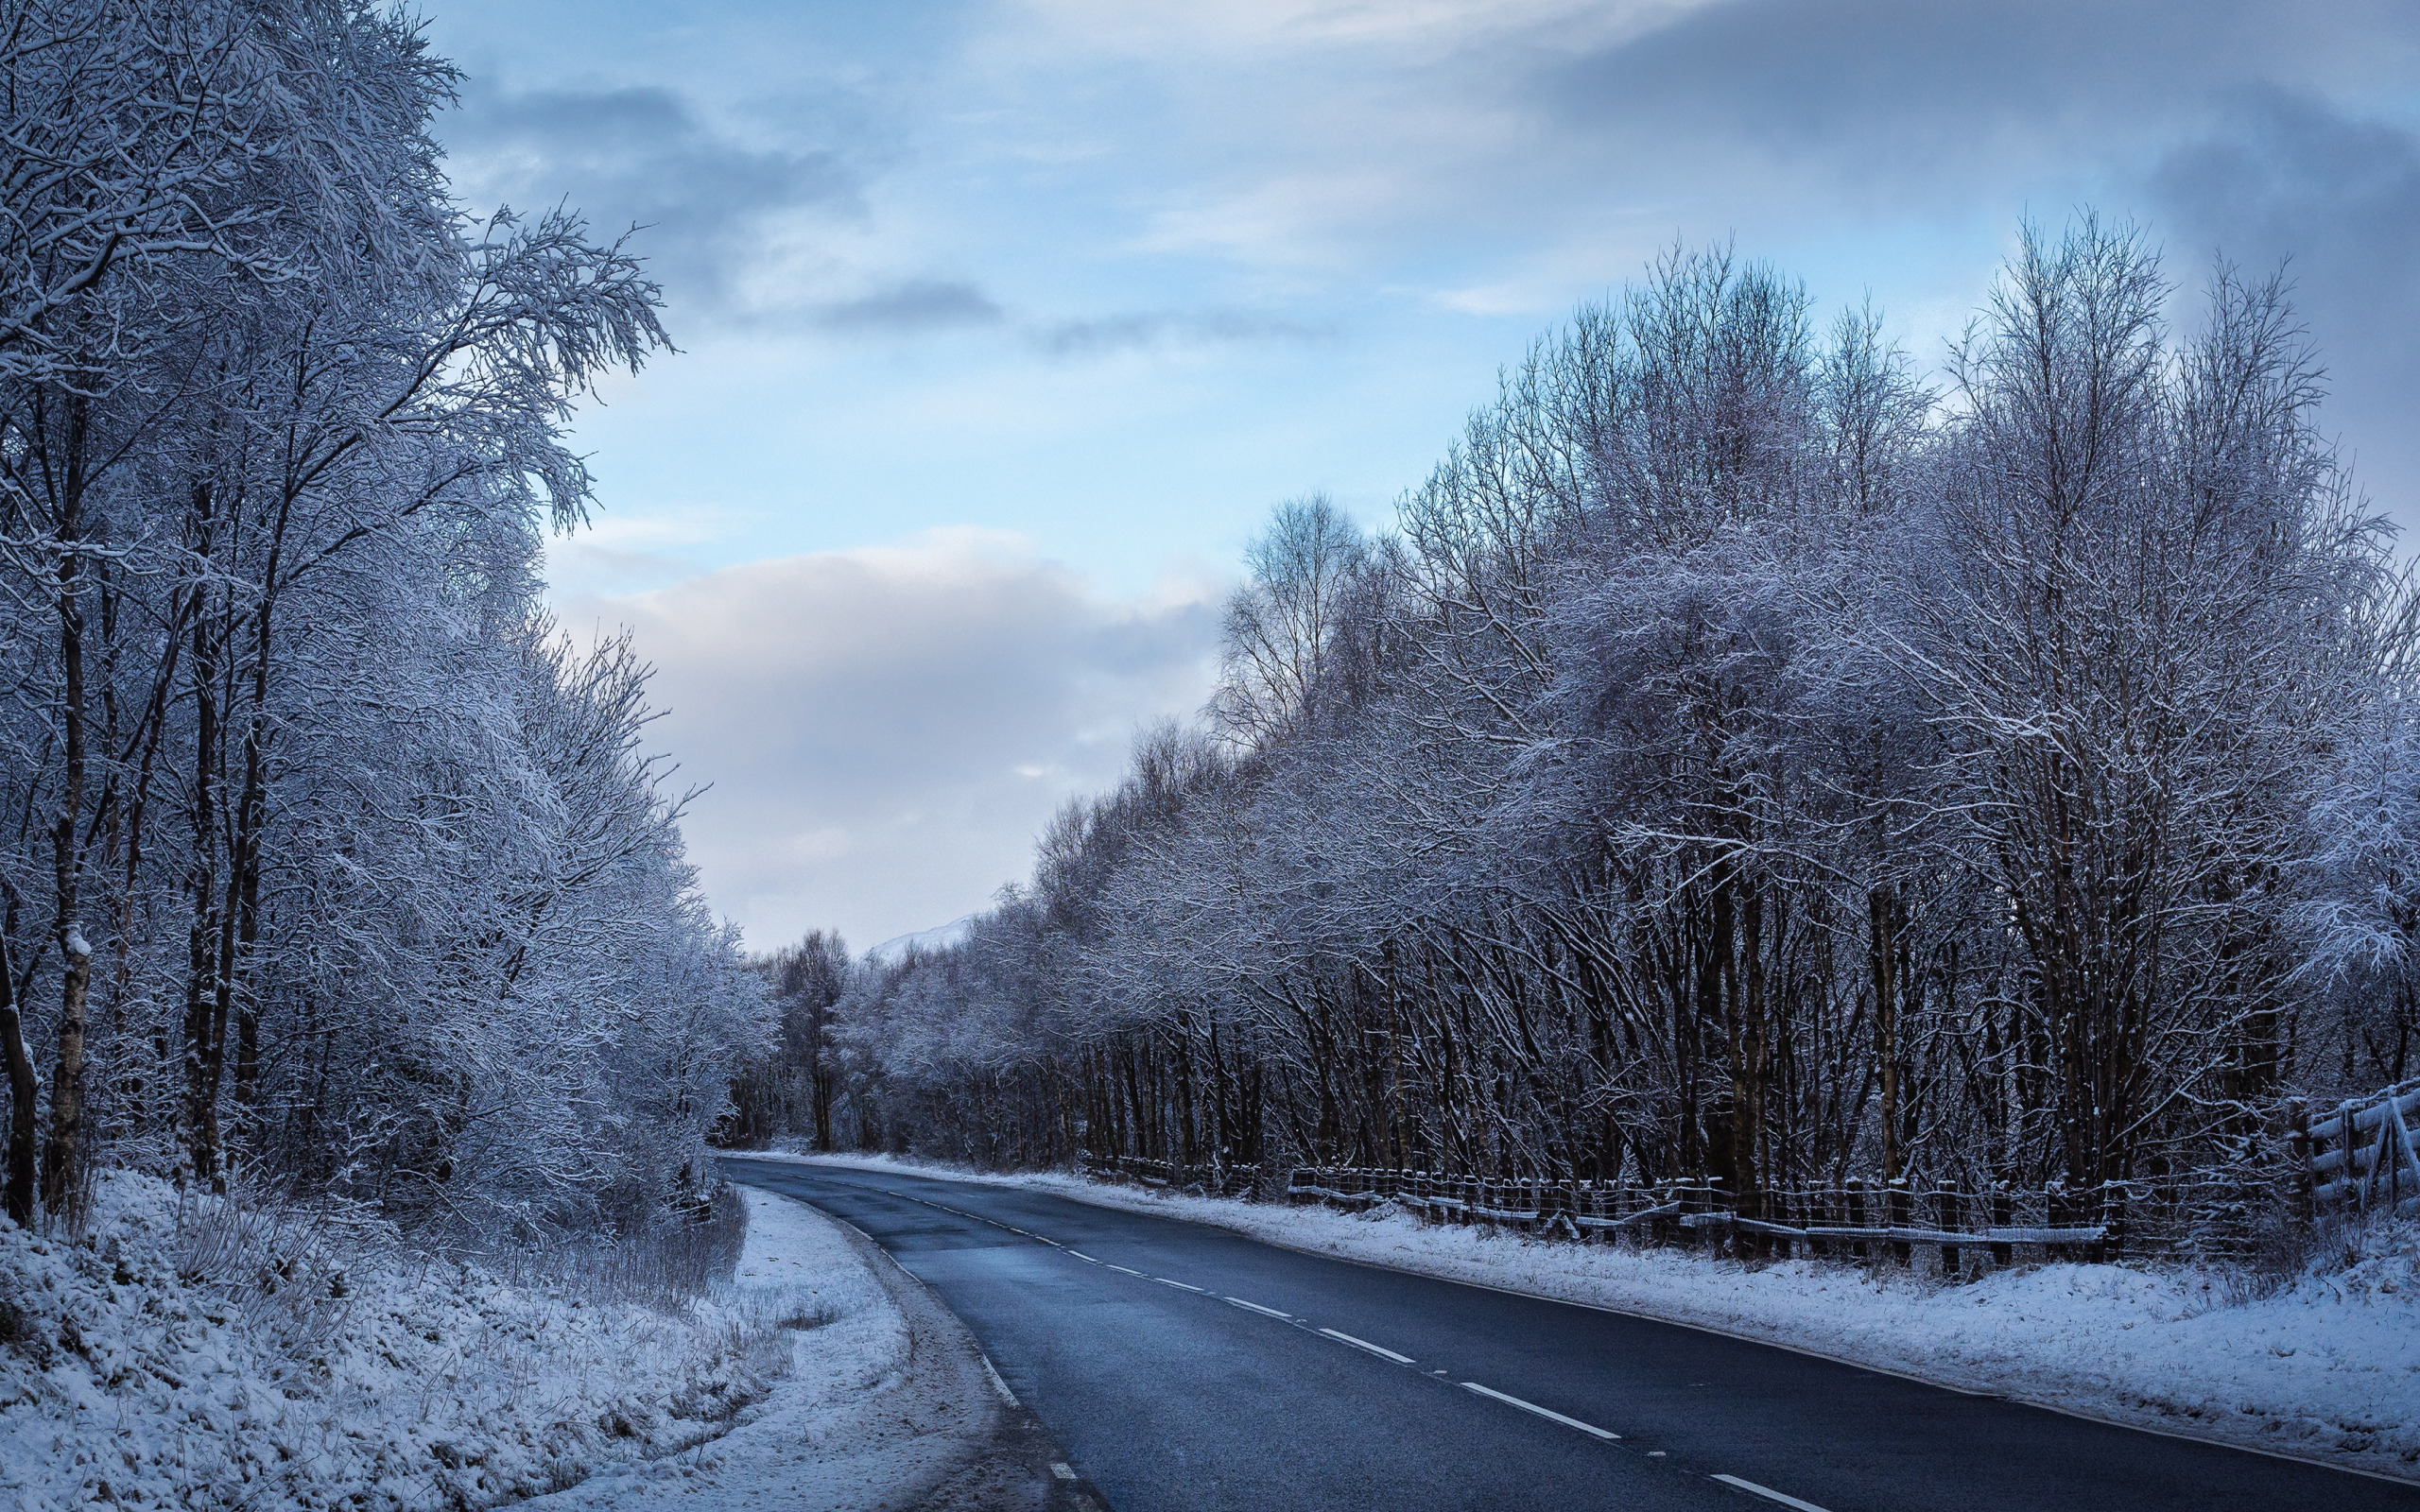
(1282, 1166, 2275, 1266)
(2307, 1077, 2420, 1218)
(1082, 1155, 1259, 1198)
(1082, 1080, 2420, 1272)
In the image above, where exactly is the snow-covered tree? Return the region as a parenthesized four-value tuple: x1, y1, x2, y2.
(0, 0, 767, 1239)
(807, 221, 2414, 1211)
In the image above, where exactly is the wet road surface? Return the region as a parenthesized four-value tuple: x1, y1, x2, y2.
(720, 1157, 2419, 1512)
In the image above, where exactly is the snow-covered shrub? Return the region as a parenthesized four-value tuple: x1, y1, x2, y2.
(0, 1172, 790, 1512)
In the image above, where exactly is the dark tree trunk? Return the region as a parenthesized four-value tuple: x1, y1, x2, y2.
(41, 394, 93, 1220)
(0, 918, 37, 1226)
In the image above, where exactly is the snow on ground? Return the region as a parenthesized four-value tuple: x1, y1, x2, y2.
(752, 1150, 2420, 1482)
(513, 1184, 926, 1512)
(0, 1172, 906, 1512)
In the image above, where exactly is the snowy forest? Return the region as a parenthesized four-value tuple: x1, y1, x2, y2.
(0, 0, 766, 1241)
(748, 222, 2420, 1213)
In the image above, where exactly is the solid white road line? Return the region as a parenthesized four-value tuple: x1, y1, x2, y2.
(1459, 1382, 1620, 1440)
(979, 1355, 1019, 1406)
(1155, 1278, 1207, 1292)
(1711, 1474, 1832, 1511)
(1225, 1297, 1292, 1319)
(1319, 1328, 1414, 1364)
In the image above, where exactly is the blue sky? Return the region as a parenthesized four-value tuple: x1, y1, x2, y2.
(424, 0, 2420, 952)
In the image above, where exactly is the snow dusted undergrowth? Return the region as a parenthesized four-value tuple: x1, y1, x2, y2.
(0, 1174, 904, 1511)
(765, 1151, 2420, 1483)
(514, 1187, 918, 1512)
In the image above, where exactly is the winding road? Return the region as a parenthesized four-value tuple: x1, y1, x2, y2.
(720, 1157, 2418, 1512)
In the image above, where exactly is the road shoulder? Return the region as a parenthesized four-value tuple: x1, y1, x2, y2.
(524, 1182, 1093, 1511)
(830, 1207, 1106, 1511)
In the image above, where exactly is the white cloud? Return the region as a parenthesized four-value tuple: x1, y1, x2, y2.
(555, 528, 1222, 953)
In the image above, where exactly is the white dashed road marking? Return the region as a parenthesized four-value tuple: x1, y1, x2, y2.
(1106, 1264, 1143, 1276)
(1066, 1251, 1100, 1263)
(1711, 1474, 1832, 1511)
(1460, 1382, 1620, 1440)
(1050, 1463, 1077, 1481)
(1225, 1297, 1292, 1319)
(1319, 1328, 1414, 1365)
(1155, 1278, 1206, 1292)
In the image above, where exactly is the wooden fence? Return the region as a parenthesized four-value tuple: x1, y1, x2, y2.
(1082, 1155, 1260, 1198)
(2307, 1076, 2420, 1221)
(1083, 1079, 2420, 1269)
(1282, 1166, 2277, 1266)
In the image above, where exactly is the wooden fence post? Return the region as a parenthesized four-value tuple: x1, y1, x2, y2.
(2285, 1096, 2312, 1227)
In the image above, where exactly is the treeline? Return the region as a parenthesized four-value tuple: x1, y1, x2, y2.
(0, 0, 766, 1239)
(740, 219, 2420, 1210)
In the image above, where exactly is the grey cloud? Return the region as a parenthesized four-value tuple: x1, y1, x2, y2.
(1031, 308, 1338, 358)
(1521, 1, 2420, 522)
(1535, 0, 2420, 212)
(441, 81, 861, 316)
(560, 536, 1219, 950)
(813, 279, 1007, 334)
(2147, 91, 2420, 524)
(2150, 92, 2420, 313)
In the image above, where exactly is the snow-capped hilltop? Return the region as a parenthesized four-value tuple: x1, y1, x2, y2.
(866, 916, 976, 966)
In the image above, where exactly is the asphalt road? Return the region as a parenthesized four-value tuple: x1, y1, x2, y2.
(720, 1157, 2419, 1512)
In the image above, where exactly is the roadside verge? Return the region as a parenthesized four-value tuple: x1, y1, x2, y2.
(526, 1182, 1093, 1511)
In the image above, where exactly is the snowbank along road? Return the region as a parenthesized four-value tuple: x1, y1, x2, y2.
(719, 1158, 2420, 1512)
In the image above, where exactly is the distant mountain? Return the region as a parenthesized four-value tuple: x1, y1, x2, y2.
(865, 915, 976, 965)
